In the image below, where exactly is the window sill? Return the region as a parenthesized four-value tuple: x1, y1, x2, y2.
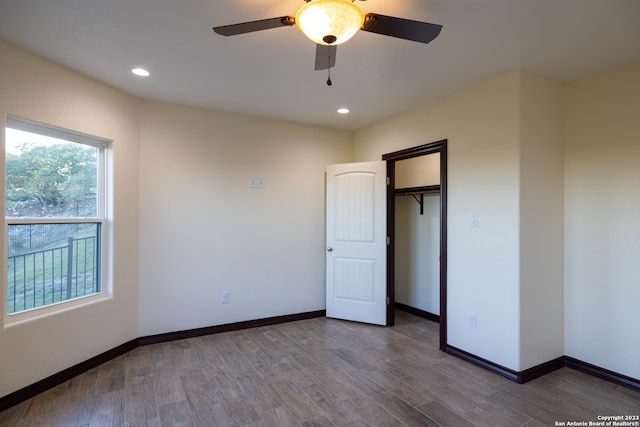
(3, 293, 112, 329)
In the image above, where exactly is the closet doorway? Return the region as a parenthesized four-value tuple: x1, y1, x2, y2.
(383, 140, 447, 350)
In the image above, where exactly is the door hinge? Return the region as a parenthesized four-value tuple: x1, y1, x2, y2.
(386, 296, 390, 305)
(386, 176, 390, 185)
(386, 236, 390, 245)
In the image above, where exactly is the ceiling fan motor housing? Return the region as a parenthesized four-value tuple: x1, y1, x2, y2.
(323, 35, 338, 44)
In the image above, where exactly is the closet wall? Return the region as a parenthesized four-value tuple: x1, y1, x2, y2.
(394, 154, 441, 317)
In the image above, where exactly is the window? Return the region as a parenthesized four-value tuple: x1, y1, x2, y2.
(5, 116, 108, 318)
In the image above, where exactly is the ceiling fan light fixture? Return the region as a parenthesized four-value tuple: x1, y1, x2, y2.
(295, 0, 365, 45)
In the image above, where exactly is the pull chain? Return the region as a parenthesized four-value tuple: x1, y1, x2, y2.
(322, 35, 337, 86)
(327, 48, 332, 86)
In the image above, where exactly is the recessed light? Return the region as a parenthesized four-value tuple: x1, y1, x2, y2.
(337, 108, 350, 114)
(131, 68, 150, 77)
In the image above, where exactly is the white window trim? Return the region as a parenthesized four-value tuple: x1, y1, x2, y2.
(3, 116, 111, 327)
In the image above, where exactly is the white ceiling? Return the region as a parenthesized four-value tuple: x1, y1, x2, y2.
(1, 0, 639, 130)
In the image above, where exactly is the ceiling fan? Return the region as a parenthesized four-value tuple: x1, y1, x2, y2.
(213, 0, 442, 85)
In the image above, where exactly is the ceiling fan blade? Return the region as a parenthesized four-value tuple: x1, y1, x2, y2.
(213, 16, 295, 36)
(362, 13, 442, 44)
(315, 44, 337, 70)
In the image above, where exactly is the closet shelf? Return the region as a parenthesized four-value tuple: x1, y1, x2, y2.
(394, 185, 440, 196)
(395, 185, 440, 215)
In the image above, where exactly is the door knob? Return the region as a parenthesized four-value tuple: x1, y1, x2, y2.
(327, 247, 333, 252)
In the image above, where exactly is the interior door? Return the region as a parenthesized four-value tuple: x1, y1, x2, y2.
(326, 161, 387, 325)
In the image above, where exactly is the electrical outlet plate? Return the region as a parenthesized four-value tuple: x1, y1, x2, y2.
(221, 291, 230, 304)
(468, 313, 477, 328)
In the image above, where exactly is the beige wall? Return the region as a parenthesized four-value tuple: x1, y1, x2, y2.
(518, 72, 564, 369)
(354, 64, 639, 378)
(0, 40, 140, 397)
(354, 72, 524, 369)
(137, 102, 352, 335)
(563, 63, 640, 379)
(395, 153, 440, 188)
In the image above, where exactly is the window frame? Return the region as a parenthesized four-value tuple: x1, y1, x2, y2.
(4, 116, 110, 325)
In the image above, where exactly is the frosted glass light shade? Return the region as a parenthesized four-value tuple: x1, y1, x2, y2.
(295, 0, 365, 45)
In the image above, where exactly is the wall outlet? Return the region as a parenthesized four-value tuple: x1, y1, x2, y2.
(468, 313, 478, 328)
(221, 291, 230, 304)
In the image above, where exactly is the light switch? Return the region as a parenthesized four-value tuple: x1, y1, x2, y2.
(469, 212, 478, 227)
(257, 177, 264, 188)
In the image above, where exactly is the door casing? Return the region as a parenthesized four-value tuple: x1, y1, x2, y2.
(382, 140, 448, 350)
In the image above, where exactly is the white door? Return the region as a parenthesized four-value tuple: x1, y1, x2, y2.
(326, 161, 387, 325)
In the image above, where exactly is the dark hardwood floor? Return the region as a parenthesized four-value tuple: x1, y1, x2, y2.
(1, 311, 638, 426)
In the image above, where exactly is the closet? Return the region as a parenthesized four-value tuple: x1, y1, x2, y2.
(394, 153, 441, 321)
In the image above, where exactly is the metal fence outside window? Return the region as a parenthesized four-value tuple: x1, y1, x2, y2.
(7, 235, 100, 314)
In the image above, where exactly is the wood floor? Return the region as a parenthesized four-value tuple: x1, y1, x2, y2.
(1, 311, 638, 426)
